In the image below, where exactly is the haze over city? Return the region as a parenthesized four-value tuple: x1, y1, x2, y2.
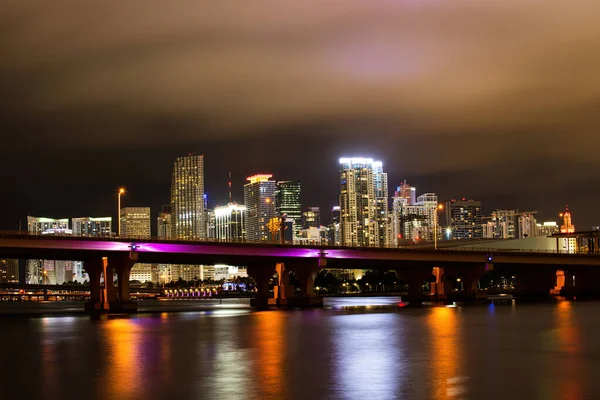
(1, 0, 600, 229)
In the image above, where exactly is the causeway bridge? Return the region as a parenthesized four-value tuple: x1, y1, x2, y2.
(1, 233, 599, 311)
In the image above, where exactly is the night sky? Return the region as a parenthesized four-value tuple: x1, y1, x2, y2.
(1, 1, 599, 231)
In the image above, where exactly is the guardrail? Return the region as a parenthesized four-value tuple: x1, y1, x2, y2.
(0, 230, 594, 256)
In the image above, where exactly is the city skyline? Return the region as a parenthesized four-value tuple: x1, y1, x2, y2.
(7, 151, 590, 234)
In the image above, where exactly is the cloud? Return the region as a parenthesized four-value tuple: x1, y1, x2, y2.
(1, 0, 599, 171)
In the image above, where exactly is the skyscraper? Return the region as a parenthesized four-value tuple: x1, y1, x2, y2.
(244, 174, 277, 242)
(275, 180, 301, 239)
(396, 181, 416, 205)
(445, 199, 483, 239)
(214, 203, 246, 241)
(170, 154, 206, 240)
(518, 212, 538, 238)
(157, 205, 172, 240)
(391, 190, 438, 244)
(120, 207, 153, 282)
(120, 207, 151, 238)
(26, 216, 71, 284)
(339, 157, 387, 247)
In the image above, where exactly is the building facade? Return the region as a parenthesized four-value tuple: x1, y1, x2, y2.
(120, 207, 151, 238)
(339, 158, 387, 247)
(244, 174, 277, 242)
(301, 207, 321, 229)
(214, 204, 246, 241)
(170, 154, 206, 240)
(72, 217, 112, 237)
(275, 180, 301, 240)
(445, 199, 483, 240)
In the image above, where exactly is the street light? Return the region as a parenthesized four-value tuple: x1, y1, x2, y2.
(117, 188, 125, 237)
(434, 203, 444, 250)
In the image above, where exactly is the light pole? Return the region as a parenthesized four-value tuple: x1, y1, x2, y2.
(117, 188, 125, 237)
(434, 203, 444, 250)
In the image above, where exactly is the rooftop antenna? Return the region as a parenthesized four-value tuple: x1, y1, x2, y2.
(228, 171, 232, 204)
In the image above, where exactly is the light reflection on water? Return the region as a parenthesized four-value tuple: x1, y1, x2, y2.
(1, 299, 600, 400)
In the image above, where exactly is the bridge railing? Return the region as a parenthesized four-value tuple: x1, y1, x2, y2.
(0, 230, 593, 256)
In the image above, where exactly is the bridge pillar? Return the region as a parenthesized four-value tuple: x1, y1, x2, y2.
(287, 258, 325, 308)
(248, 264, 276, 308)
(84, 258, 108, 312)
(514, 267, 556, 298)
(560, 268, 600, 298)
(454, 263, 489, 300)
(108, 254, 137, 312)
(430, 267, 454, 300)
(399, 268, 433, 304)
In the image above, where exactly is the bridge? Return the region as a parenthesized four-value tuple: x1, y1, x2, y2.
(1, 233, 600, 311)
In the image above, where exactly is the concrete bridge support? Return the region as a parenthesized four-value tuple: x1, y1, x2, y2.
(248, 264, 276, 308)
(84, 255, 137, 313)
(430, 267, 454, 301)
(399, 268, 433, 304)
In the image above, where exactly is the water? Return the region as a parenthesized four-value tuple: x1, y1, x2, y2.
(0, 298, 599, 400)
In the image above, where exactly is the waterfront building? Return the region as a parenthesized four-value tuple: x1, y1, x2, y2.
(206, 209, 216, 240)
(339, 157, 387, 247)
(244, 174, 277, 242)
(214, 203, 246, 241)
(157, 207, 172, 240)
(72, 217, 112, 237)
(328, 206, 341, 246)
(560, 206, 576, 254)
(27, 216, 68, 234)
(295, 226, 329, 245)
(488, 210, 518, 239)
(170, 154, 206, 240)
(445, 199, 483, 239)
(391, 191, 438, 243)
(26, 216, 70, 284)
(275, 180, 301, 240)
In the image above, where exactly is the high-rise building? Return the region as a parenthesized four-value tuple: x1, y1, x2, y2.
(157, 205, 172, 240)
(119, 207, 153, 282)
(339, 157, 387, 247)
(445, 199, 483, 240)
(0, 259, 19, 283)
(72, 217, 112, 237)
(170, 154, 206, 240)
(328, 206, 341, 246)
(301, 207, 321, 229)
(396, 181, 416, 205)
(391, 190, 438, 243)
(490, 210, 518, 239)
(518, 212, 538, 238)
(206, 209, 216, 240)
(560, 205, 576, 253)
(275, 181, 301, 240)
(244, 174, 277, 242)
(120, 207, 151, 238)
(373, 161, 389, 247)
(214, 204, 246, 241)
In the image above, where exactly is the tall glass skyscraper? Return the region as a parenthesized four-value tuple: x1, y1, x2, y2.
(339, 158, 388, 247)
(170, 154, 206, 240)
(244, 174, 277, 242)
(275, 180, 301, 240)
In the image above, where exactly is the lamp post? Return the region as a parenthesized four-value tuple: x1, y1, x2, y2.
(117, 188, 125, 237)
(434, 203, 444, 250)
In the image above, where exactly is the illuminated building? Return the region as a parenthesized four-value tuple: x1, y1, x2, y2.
(244, 174, 277, 242)
(391, 190, 438, 244)
(484, 210, 518, 239)
(120, 207, 153, 282)
(339, 157, 387, 247)
(328, 206, 341, 246)
(214, 203, 246, 241)
(275, 181, 301, 240)
(445, 199, 483, 239)
(120, 207, 151, 238)
(0, 259, 19, 283)
(560, 205, 576, 254)
(518, 212, 538, 238)
(157, 206, 172, 240)
(296, 226, 329, 245)
(26, 216, 70, 284)
(301, 207, 321, 229)
(206, 209, 216, 239)
(72, 217, 112, 237)
(170, 154, 206, 240)
(536, 221, 559, 236)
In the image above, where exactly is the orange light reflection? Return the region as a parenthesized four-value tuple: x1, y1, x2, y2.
(253, 311, 286, 398)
